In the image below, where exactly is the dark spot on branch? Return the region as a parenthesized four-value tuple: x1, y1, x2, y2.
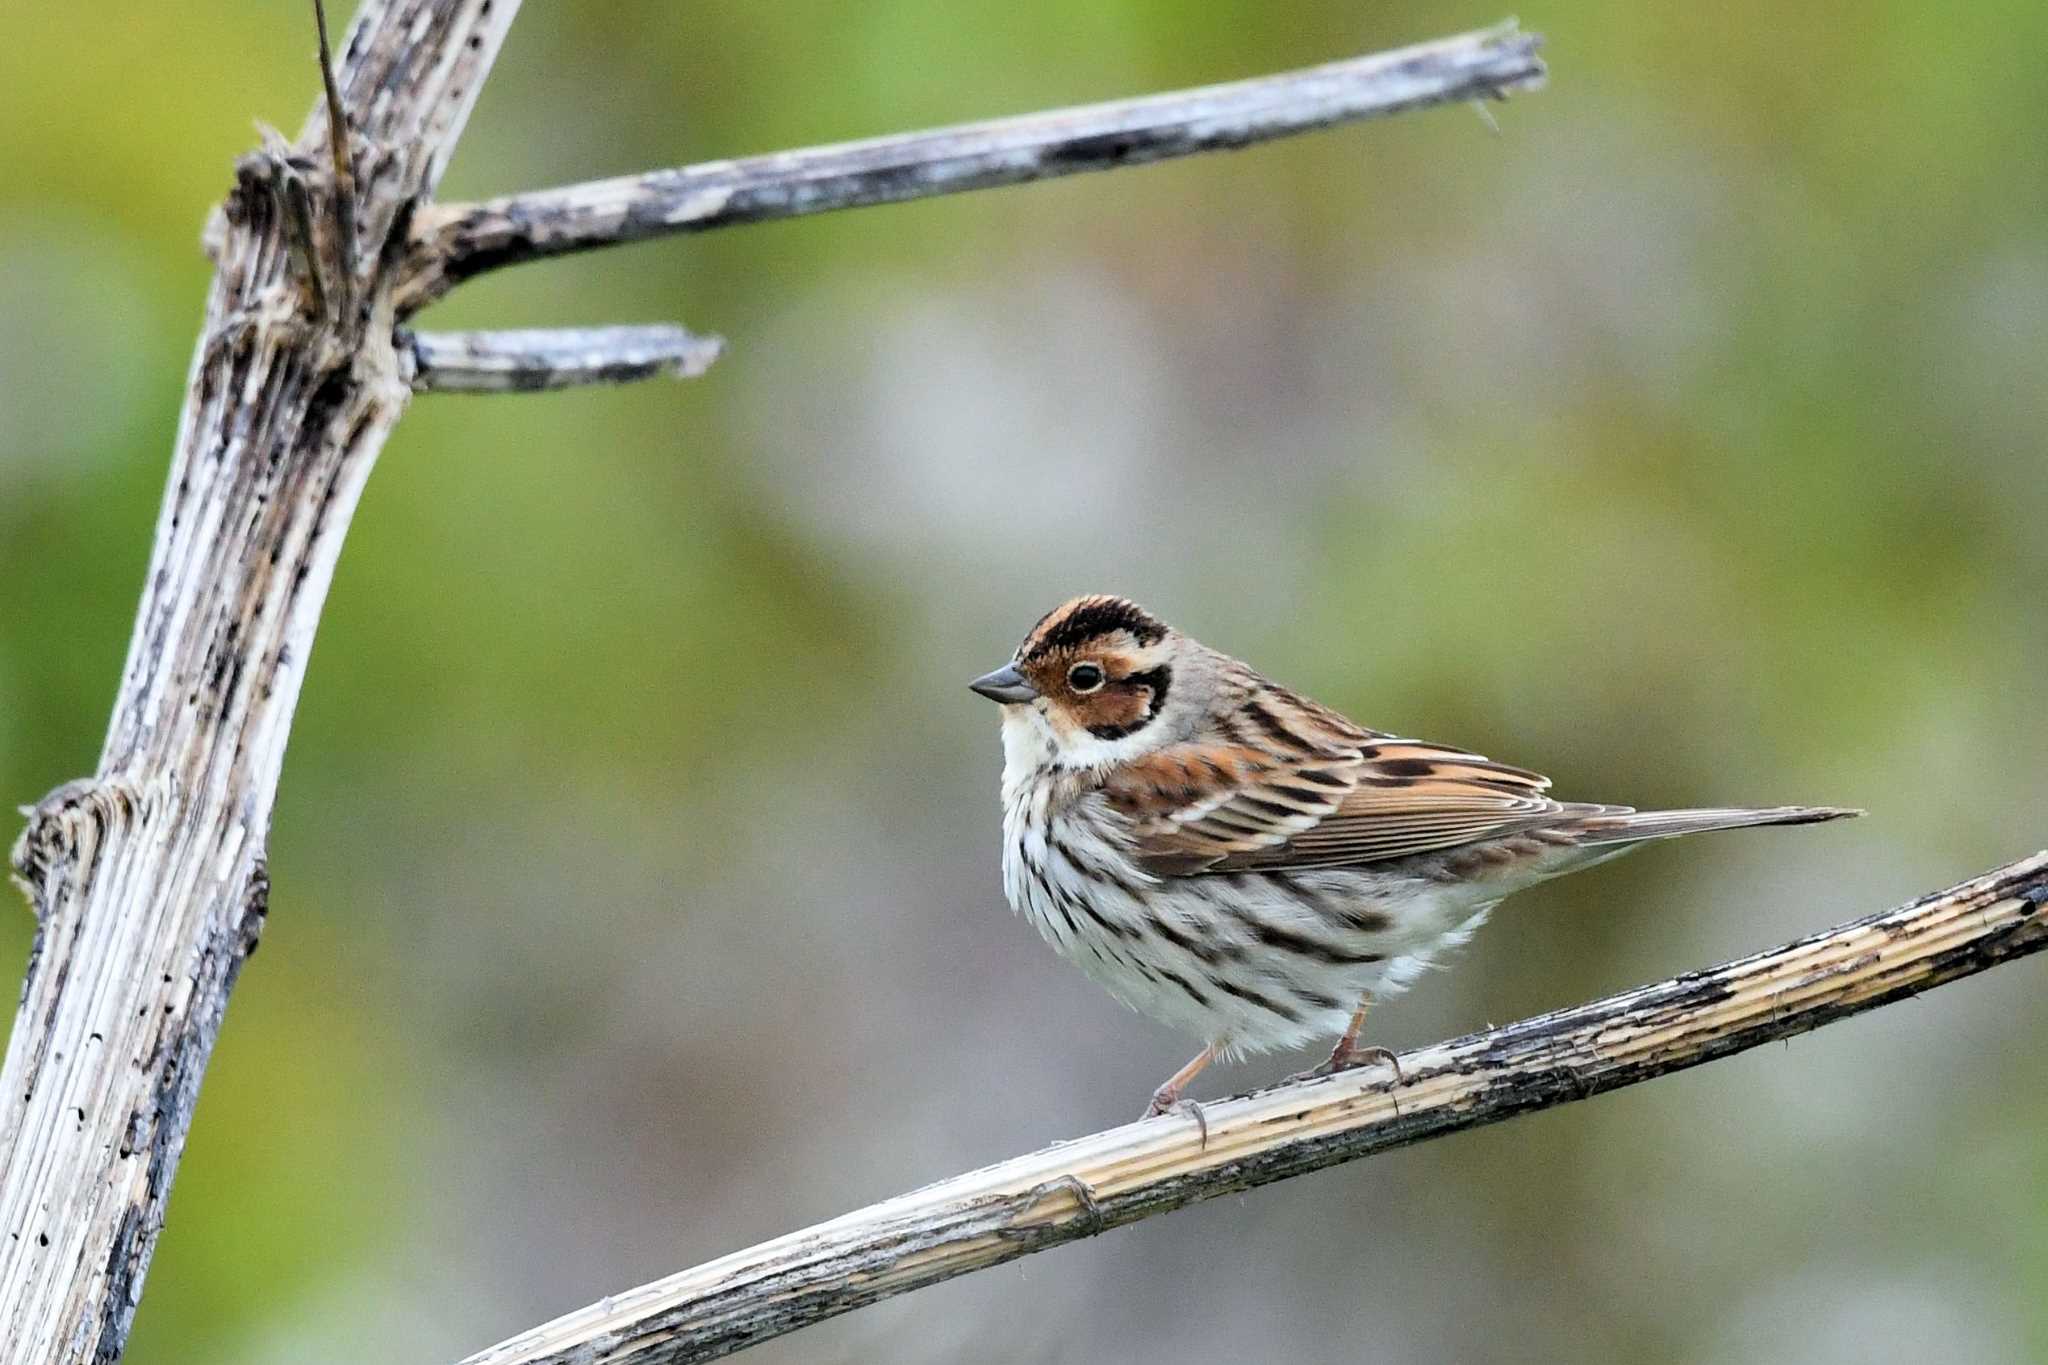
(439, 234, 535, 290)
(1047, 129, 1171, 167)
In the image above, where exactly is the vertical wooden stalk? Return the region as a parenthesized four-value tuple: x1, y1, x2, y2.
(0, 3, 519, 1357)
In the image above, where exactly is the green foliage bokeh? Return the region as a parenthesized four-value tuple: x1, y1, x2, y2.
(1, 4, 2044, 1362)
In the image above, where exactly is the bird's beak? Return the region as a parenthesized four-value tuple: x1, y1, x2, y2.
(969, 662, 1039, 704)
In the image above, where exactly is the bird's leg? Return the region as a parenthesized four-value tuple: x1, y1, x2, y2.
(1297, 999, 1403, 1082)
(1144, 1043, 1217, 1120)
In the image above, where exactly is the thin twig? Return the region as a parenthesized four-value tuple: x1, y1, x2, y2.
(263, 133, 328, 319)
(398, 21, 1545, 311)
(407, 325, 725, 393)
(453, 852, 2048, 1365)
(311, 0, 359, 324)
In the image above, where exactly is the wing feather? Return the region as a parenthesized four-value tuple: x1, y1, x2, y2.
(1102, 724, 1575, 877)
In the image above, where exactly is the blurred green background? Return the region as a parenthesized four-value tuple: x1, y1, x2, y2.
(3, 2, 2045, 1362)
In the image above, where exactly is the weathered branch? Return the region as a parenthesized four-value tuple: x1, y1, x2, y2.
(0, 2, 523, 1358)
(454, 853, 2048, 1365)
(407, 325, 724, 393)
(396, 22, 1545, 310)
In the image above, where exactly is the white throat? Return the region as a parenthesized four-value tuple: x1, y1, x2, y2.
(998, 702, 1158, 782)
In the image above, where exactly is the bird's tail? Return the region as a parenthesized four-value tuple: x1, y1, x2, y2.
(1562, 804, 1861, 846)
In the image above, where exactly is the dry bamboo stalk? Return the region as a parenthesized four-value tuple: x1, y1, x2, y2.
(454, 853, 2047, 1365)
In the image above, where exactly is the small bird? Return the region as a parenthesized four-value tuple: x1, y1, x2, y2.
(970, 595, 1858, 1119)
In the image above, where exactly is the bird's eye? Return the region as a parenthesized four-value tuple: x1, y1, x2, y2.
(1067, 663, 1106, 693)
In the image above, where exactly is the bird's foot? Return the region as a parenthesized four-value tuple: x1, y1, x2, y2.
(1287, 1043, 1404, 1086)
(1001, 1174, 1107, 1242)
(1142, 1087, 1210, 1149)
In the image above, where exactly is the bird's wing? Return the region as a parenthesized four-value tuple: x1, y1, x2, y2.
(1103, 730, 1572, 877)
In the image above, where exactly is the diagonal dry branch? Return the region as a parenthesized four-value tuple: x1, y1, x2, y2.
(0, 8, 1551, 1359)
(395, 22, 1545, 311)
(454, 852, 2048, 1365)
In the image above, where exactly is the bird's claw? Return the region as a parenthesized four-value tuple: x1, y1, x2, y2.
(1043, 1173, 1106, 1231)
(1001, 1174, 1107, 1242)
(1142, 1093, 1209, 1150)
(1286, 1044, 1405, 1088)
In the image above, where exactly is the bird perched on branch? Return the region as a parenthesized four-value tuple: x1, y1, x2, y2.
(970, 595, 1858, 1118)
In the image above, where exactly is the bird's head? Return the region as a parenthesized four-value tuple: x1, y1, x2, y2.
(970, 595, 1192, 765)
